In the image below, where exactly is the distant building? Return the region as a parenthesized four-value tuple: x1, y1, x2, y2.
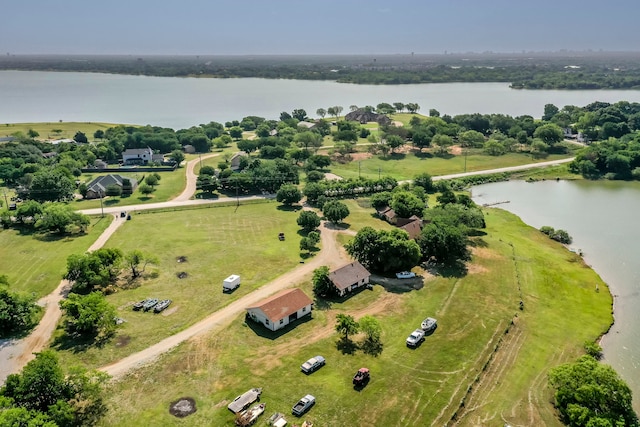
(230, 151, 248, 171)
(297, 121, 316, 130)
(345, 109, 392, 125)
(84, 174, 138, 199)
(183, 144, 196, 154)
(122, 147, 153, 165)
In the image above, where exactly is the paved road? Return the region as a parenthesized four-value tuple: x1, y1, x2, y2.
(431, 157, 574, 181)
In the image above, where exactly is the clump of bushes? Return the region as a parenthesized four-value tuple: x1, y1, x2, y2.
(539, 226, 572, 244)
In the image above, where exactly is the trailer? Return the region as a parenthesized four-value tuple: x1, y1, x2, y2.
(223, 274, 241, 292)
(228, 388, 262, 414)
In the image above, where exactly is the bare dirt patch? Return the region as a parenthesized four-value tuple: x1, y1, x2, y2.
(471, 247, 503, 260)
(450, 145, 463, 155)
(466, 263, 489, 274)
(324, 173, 343, 181)
(115, 335, 131, 348)
(169, 397, 197, 418)
(162, 306, 178, 317)
(350, 152, 373, 161)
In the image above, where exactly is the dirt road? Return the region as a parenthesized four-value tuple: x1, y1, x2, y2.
(100, 220, 349, 378)
(172, 153, 220, 202)
(0, 214, 126, 383)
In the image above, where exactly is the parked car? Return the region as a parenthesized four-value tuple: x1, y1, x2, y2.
(301, 355, 325, 374)
(142, 298, 159, 311)
(291, 395, 315, 417)
(406, 329, 425, 347)
(154, 299, 172, 313)
(396, 271, 416, 279)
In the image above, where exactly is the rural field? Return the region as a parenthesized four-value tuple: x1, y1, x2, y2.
(54, 201, 307, 369)
(0, 121, 126, 140)
(0, 216, 112, 297)
(99, 207, 612, 427)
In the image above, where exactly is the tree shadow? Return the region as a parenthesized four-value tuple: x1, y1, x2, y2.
(104, 199, 121, 206)
(336, 337, 358, 355)
(414, 151, 433, 159)
(435, 152, 455, 160)
(380, 153, 406, 161)
(313, 295, 332, 311)
(370, 275, 424, 294)
(194, 192, 219, 200)
(361, 339, 383, 357)
(435, 260, 468, 278)
(51, 328, 112, 353)
(276, 205, 302, 212)
(136, 196, 153, 202)
(323, 222, 351, 230)
(467, 229, 488, 237)
(244, 313, 313, 340)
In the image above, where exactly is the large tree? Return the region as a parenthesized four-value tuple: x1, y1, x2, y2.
(59, 292, 119, 341)
(35, 203, 90, 235)
(390, 191, 426, 218)
(312, 266, 333, 297)
(418, 223, 469, 264)
(1, 350, 109, 426)
(533, 123, 564, 146)
(549, 355, 638, 427)
(276, 184, 302, 206)
(64, 248, 123, 294)
(346, 227, 421, 273)
(28, 169, 75, 202)
(335, 313, 359, 341)
(294, 131, 323, 153)
(322, 200, 350, 225)
(297, 210, 321, 231)
(0, 278, 39, 337)
(124, 250, 158, 279)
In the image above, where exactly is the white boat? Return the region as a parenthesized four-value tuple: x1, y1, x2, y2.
(421, 317, 437, 332)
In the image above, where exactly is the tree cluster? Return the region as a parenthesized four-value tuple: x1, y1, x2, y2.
(548, 355, 638, 427)
(0, 275, 40, 338)
(303, 176, 397, 206)
(0, 350, 109, 426)
(539, 226, 573, 245)
(334, 313, 383, 356)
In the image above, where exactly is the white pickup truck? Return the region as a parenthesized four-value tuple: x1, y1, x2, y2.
(291, 394, 315, 416)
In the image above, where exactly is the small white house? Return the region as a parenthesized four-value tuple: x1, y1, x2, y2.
(245, 288, 313, 331)
(122, 147, 154, 165)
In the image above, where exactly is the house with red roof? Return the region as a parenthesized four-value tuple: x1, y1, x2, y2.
(245, 288, 313, 331)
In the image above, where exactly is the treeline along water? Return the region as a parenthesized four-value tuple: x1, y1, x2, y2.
(4, 71, 640, 129)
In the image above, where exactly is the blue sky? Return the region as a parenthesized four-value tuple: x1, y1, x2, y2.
(2, 0, 639, 55)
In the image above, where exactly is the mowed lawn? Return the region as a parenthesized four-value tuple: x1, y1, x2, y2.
(0, 216, 113, 297)
(100, 208, 611, 427)
(54, 201, 306, 369)
(327, 149, 575, 181)
(71, 168, 187, 210)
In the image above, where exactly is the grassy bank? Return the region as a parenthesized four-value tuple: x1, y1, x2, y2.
(0, 122, 128, 140)
(98, 207, 612, 426)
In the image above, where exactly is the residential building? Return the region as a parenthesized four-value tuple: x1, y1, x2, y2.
(245, 288, 313, 331)
(329, 261, 371, 297)
(84, 174, 138, 199)
(122, 147, 153, 165)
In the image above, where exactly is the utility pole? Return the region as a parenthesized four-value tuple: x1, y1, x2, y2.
(99, 190, 104, 217)
(2, 189, 8, 210)
(378, 167, 381, 179)
(358, 161, 361, 179)
(464, 148, 468, 173)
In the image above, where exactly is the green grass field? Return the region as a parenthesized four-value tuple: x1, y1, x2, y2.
(98, 207, 611, 426)
(54, 201, 309, 369)
(0, 122, 130, 140)
(70, 169, 187, 210)
(326, 149, 575, 181)
(0, 216, 113, 297)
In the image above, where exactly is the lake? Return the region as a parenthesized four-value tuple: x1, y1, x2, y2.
(4, 70, 640, 129)
(472, 180, 640, 409)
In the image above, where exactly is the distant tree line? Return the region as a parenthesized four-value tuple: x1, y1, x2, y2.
(4, 54, 640, 89)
